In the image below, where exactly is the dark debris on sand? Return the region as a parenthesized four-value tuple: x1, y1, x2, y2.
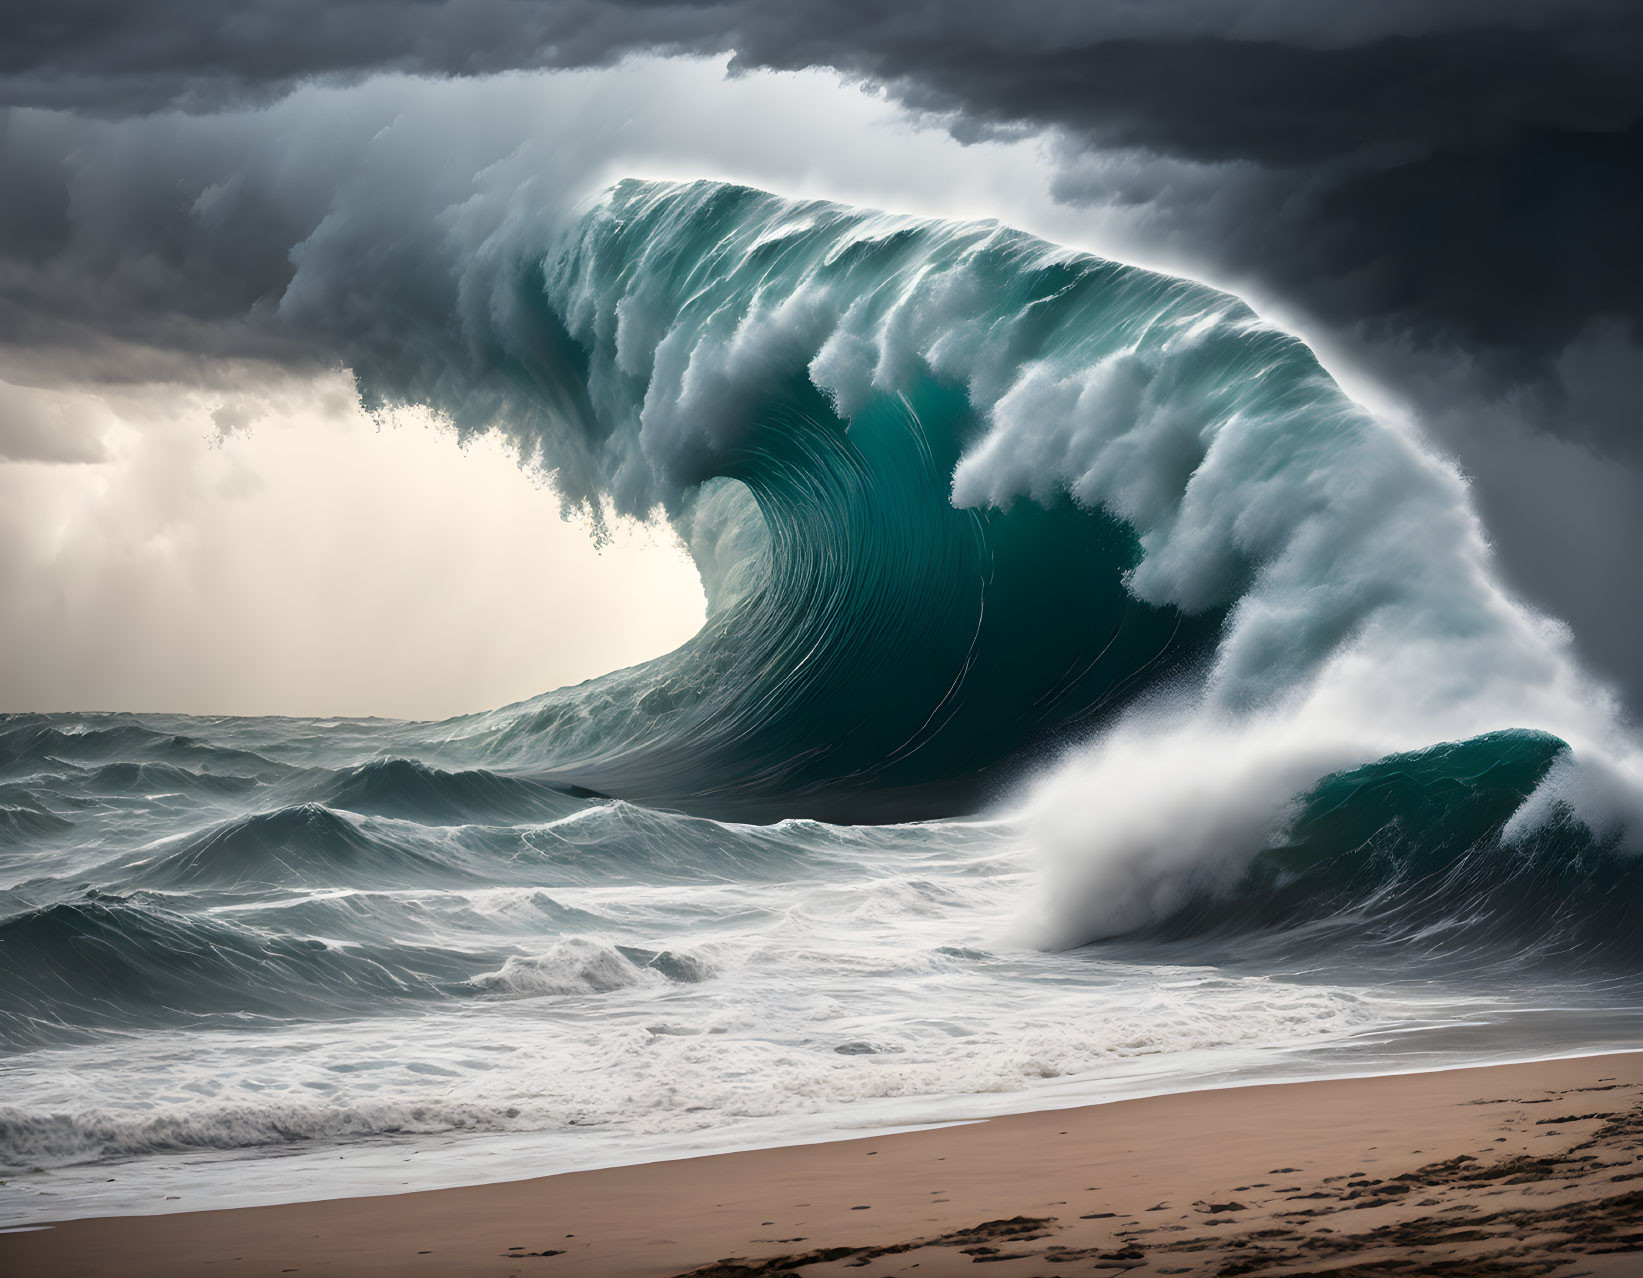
(672, 1216, 1052, 1276)
(671, 1090, 1643, 1278)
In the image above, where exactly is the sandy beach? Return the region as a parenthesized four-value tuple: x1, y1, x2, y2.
(6, 1052, 1642, 1277)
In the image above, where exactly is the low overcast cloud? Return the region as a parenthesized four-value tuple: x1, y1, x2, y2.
(0, 372, 706, 717)
(3, 1, 1634, 438)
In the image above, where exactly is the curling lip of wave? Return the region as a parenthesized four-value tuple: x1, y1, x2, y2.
(387, 177, 1325, 816)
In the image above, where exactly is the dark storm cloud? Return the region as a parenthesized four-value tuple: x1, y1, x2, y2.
(1, 0, 1637, 445)
(0, 2, 1632, 118)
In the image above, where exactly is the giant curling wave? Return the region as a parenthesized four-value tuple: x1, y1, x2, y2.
(411, 178, 1276, 818)
(356, 178, 1643, 939)
(391, 181, 1359, 809)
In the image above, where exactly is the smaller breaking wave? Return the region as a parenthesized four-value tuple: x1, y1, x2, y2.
(1036, 730, 1643, 970)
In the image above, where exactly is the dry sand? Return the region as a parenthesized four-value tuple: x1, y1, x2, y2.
(6, 1052, 1643, 1277)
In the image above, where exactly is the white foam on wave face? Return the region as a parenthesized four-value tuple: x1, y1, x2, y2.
(547, 179, 1643, 944)
(990, 381, 1643, 947)
(1009, 601, 1643, 950)
(547, 181, 1609, 722)
(882, 227, 1643, 949)
(1013, 719, 1366, 948)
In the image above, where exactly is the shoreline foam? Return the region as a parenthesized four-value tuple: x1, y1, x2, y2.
(7, 1051, 1641, 1276)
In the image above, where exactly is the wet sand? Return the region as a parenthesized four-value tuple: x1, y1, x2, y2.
(6, 1052, 1642, 1277)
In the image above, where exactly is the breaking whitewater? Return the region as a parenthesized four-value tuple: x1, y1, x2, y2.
(3, 180, 1641, 1223)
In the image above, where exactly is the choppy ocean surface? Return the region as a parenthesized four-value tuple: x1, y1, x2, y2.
(3, 711, 1639, 1225)
(5, 179, 1641, 1223)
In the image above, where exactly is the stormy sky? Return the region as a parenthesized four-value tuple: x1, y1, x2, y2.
(1, 1, 1638, 717)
